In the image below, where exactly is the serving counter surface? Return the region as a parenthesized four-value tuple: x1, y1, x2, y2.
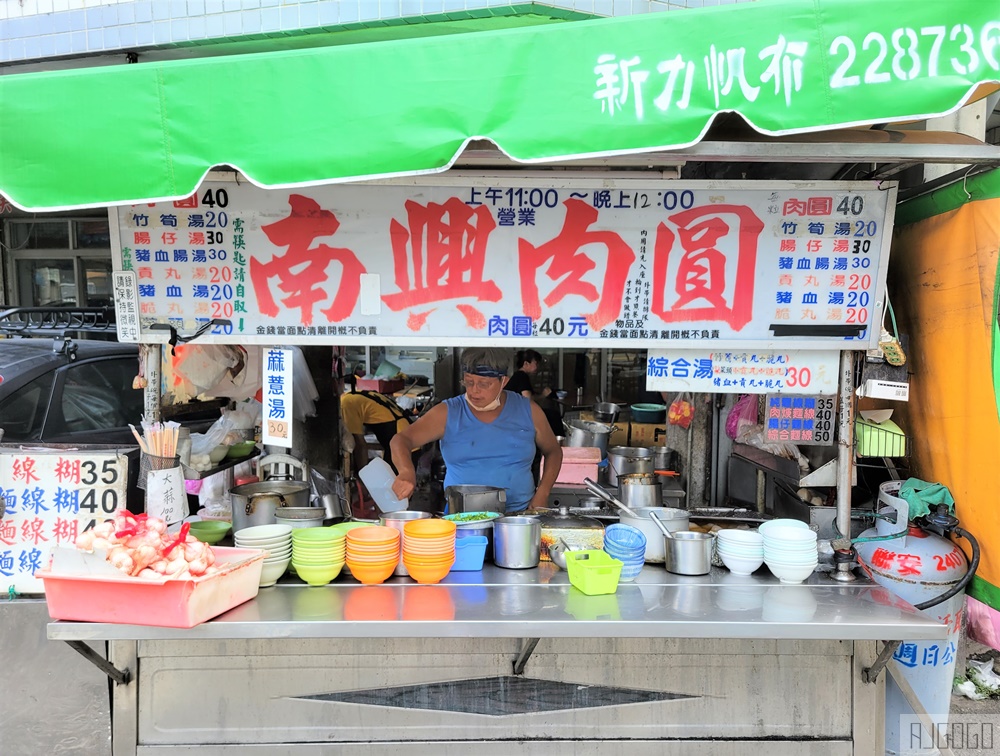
(48, 563, 944, 642)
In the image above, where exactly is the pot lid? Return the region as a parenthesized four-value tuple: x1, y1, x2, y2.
(537, 503, 605, 530)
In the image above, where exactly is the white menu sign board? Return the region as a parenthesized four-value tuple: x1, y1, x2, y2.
(262, 348, 294, 448)
(646, 349, 840, 395)
(111, 179, 894, 350)
(0, 448, 129, 593)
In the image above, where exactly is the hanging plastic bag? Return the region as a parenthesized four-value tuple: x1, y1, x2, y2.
(668, 392, 695, 429)
(725, 394, 758, 440)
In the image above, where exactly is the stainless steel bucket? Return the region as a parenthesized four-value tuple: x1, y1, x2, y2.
(445, 485, 507, 515)
(380, 511, 432, 576)
(563, 419, 614, 457)
(606, 446, 654, 486)
(663, 531, 715, 576)
(229, 480, 311, 533)
(493, 516, 541, 569)
(592, 402, 621, 424)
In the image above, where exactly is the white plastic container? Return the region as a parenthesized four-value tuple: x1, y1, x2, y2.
(358, 457, 409, 513)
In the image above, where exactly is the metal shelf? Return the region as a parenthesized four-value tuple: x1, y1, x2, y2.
(181, 447, 260, 480)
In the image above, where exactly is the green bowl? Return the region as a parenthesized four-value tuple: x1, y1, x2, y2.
(188, 520, 231, 544)
(292, 562, 344, 586)
(226, 440, 257, 459)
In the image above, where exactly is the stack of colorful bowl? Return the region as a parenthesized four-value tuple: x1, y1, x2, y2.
(716, 529, 765, 576)
(291, 527, 346, 586)
(402, 519, 457, 584)
(761, 522, 818, 584)
(234, 524, 293, 587)
(602, 523, 646, 582)
(345, 525, 401, 585)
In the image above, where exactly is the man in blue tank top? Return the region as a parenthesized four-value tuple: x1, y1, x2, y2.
(390, 347, 563, 513)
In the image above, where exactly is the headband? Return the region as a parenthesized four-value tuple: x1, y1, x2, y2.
(464, 364, 506, 379)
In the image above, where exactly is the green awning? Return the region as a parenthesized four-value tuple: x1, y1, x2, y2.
(1, 0, 998, 211)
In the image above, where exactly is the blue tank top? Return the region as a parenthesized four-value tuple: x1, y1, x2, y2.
(441, 392, 536, 512)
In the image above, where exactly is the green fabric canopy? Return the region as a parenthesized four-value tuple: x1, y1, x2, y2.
(1, 0, 998, 211)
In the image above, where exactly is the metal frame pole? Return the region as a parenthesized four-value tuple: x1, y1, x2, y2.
(836, 351, 855, 540)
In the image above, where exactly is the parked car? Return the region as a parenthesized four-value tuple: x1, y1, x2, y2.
(0, 338, 146, 445)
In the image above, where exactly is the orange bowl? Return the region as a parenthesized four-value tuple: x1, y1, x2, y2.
(346, 555, 399, 567)
(348, 560, 397, 585)
(405, 561, 453, 585)
(403, 519, 457, 538)
(347, 542, 400, 554)
(403, 554, 455, 568)
(346, 526, 401, 545)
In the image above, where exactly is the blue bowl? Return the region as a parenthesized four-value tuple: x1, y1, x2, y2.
(618, 561, 645, 582)
(605, 523, 647, 550)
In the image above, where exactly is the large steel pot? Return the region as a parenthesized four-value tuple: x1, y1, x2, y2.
(606, 446, 654, 486)
(617, 506, 690, 563)
(493, 516, 541, 569)
(618, 478, 662, 510)
(536, 504, 605, 562)
(380, 511, 432, 576)
(230, 481, 311, 533)
(563, 419, 614, 457)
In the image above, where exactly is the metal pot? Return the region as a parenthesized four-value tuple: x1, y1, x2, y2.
(445, 485, 507, 515)
(493, 516, 541, 569)
(536, 504, 605, 562)
(592, 401, 621, 424)
(617, 506, 690, 563)
(606, 446, 654, 486)
(380, 511, 432, 576)
(230, 480, 311, 533)
(651, 446, 681, 474)
(563, 419, 614, 457)
(273, 507, 326, 530)
(648, 509, 714, 576)
(618, 480, 662, 510)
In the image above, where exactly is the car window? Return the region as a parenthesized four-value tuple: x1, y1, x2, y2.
(46, 358, 144, 437)
(0, 371, 55, 441)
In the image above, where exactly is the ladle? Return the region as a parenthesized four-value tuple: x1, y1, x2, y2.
(582, 477, 639, 518)
(649, 509, 676, 540)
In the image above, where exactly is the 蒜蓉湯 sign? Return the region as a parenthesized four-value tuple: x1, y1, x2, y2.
(112, 178, 894, 350)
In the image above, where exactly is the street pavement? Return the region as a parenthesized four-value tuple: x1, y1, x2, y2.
(943, 637, 1000, 755)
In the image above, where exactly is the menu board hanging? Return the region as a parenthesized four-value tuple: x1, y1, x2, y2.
(0, 447, 130, 593)
(111, 178, 894, 350)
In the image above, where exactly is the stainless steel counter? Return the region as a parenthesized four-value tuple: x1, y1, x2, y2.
(48, 564, 945, 642)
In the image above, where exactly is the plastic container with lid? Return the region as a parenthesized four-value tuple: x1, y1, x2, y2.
(536, 504, 605, 562)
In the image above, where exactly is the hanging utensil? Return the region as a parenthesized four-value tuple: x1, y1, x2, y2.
(582, 477, 639, 519)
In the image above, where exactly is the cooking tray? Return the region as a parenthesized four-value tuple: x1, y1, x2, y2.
(686, 507, 771, 525)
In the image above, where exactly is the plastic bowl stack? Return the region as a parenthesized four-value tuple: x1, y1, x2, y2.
(290, 527, 347, 586)
(761, 522, 818, 584)
(234, 524, 292, 587)
(602, 523, 647, 582)
(402, 519, 457, 584)
(345, 525, 401, 585)
(716, 529, 765, 576)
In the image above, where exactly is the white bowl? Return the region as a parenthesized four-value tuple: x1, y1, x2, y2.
(764, 544, 818, 559)
(758, 519, 810, 536)
(765, 560, 818, 583)
(259, 557, 291, 587)
(719, 551, 765, 576)
(718, 542, 765, 557)
(717, 530, 764, 547)
(762, 526, 817, 544)
(264, 548, 292, 560)
(764, 554, 818, 567)
(234, 524, 294, 541)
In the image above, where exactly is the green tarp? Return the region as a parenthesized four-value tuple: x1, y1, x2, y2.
(0, 0, 998, 210)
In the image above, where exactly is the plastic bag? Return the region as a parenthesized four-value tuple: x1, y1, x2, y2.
(668, 392, 695, 429)
(190, 413, 238, 456)
(726, 395, 758, 440)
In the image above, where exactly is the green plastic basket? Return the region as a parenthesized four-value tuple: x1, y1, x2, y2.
(565, 549, 623, 596)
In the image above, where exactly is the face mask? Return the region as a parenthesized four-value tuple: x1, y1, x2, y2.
(465, 379, 507, 412)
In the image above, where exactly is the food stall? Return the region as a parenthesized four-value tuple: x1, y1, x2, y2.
(2, 1, 1000, 754)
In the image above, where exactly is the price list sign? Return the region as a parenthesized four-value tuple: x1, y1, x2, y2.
(262, 348, 293, 448)
(0, 448, 129, 593)
(646, 348, 840, 395)
(764, 395, 837, 445)
(112, 180, 893, 350)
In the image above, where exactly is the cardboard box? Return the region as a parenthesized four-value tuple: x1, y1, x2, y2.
(356, 377, 404, 394)
(629, 422, 668, 448)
